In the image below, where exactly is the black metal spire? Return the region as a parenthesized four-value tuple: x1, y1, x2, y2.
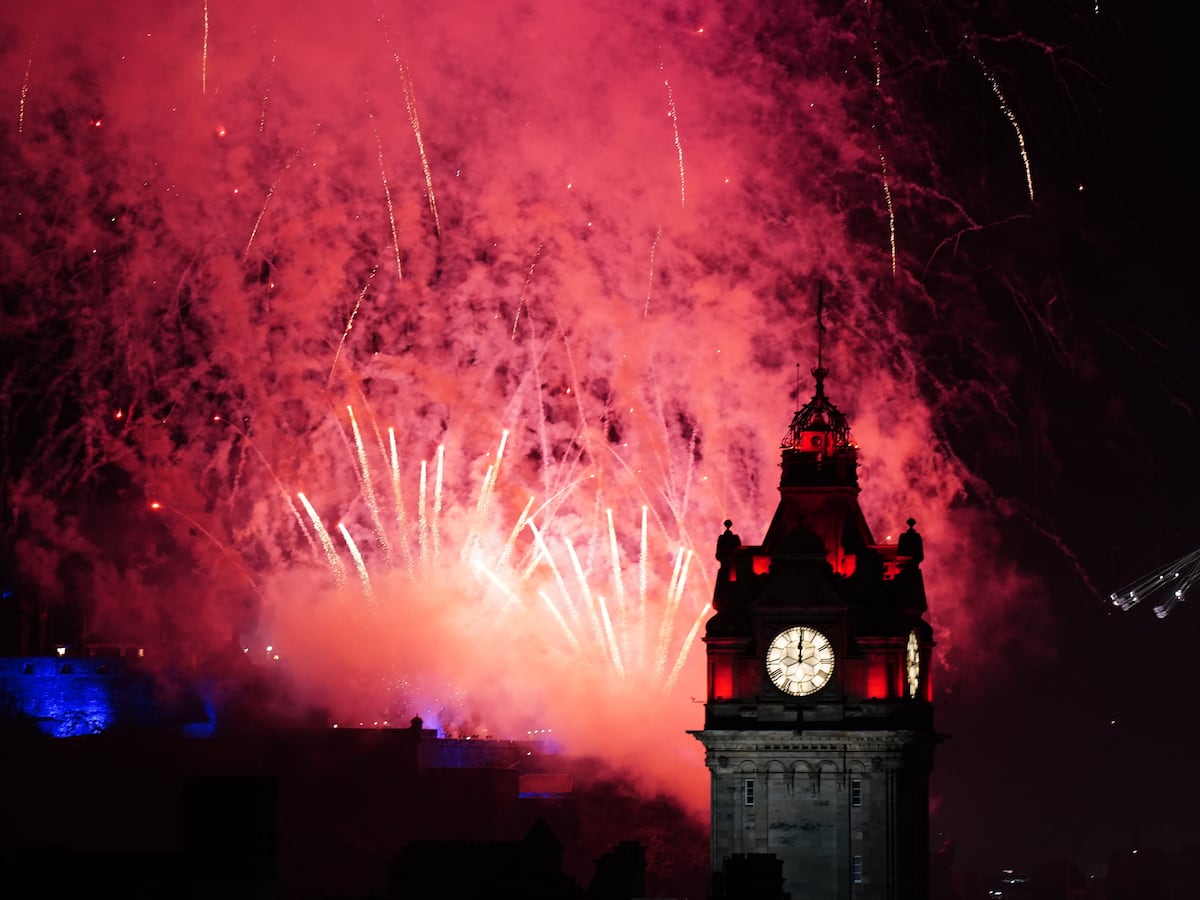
(781, 282, 852, 452)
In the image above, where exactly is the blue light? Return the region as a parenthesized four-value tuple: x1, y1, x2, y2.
(182, 685, 218, 738)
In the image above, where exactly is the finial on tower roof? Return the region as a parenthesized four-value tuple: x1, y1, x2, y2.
(780, 281, 852, 452)
(815, 280, 825, 374)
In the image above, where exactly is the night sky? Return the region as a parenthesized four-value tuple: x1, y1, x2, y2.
(927, 2, 1200, 875)
(1, 0, 1197, 883)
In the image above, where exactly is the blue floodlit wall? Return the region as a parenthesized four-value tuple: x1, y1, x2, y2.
(0, 656, 206, 737)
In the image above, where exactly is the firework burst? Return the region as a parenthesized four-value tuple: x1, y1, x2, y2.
(0, 0, 1141, 809)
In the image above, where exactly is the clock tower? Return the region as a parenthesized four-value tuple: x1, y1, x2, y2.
(691, 356, 940, 899)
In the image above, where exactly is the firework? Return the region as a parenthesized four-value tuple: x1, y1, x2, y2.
(0, 0, 1131, 810)
(1110, 547, 1200, 619)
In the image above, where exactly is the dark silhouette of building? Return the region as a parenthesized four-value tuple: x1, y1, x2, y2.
(691, 333, 941, 898)
(389, 817, 581, 899)
(0, 663, 707, 900)
(714, 852, 788, 900)
(1106, 845, 1200, 900)
(586, 840, 646, 900)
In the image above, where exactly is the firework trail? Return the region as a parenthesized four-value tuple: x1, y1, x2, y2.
(1111, 547, 1200, 619)
(202, 1, 210, 95)
(243, 124, 324, 261)
(368, 107, 404, 280)
(661, 63, 686, 210)
(17, 38, 35, 134)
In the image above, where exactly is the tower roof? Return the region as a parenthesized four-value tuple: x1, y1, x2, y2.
(776, 283, 858, 486)
(763, 287, 867, 561)
(780, 363, 853, 454)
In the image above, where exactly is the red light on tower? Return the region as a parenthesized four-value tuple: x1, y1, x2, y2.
(865, 656, 889, 699)
(709, 658, 733, 701)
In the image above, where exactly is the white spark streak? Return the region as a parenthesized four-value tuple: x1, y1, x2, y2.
(432, 444, 445, 562)
(977, 57, 1035, 203)
(655, 548, 692, 677)
(597, 595, 625, 677)
(243, 126, 322, 261)
(298, 492, 346, 586)
(259, 49, 276, 133)
(643, 228, 662, 319)
(638, 506, 649, 653)
(879, 150, 897, 276)
(201, 1, 209, 95)
(662, 65, 686, 209)
(663, 601, 709, 694)
(528, 520, 581, 628)
(606, 508, 628, 629)
(347, 406, 390, 564)
(539, 590, 584, 656)
(378, 14, 441, 235)
(418, 459, 429, 566)
(369, 109, 404, 280)
(565, 537, 606, 650)
(329, 268, 377, 387)
(387, 427, 417, 578)
(18, 41, 34, 134)
(512, 244, 544, 340)
(337, 522, 374, 603)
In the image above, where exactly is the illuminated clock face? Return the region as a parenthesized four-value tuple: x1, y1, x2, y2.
(906, 630, 920, 697)
(765, 626, 835, 696)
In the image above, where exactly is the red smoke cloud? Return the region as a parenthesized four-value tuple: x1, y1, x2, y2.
(2, 0, 1094, 817)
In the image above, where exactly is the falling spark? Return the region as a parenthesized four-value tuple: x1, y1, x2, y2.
(329, 267, 378, 386)
(388, 48, 440, 235)
(243, 125, 323, 261)
(377, 14, 441, 235)
(643, 228, 662, 319)
(259, 49, 276, 132)
(201, 1, 209, 95)
(18, 40, 34, 134)
(369, 108, 404, 280)
(868, 36, 898, 276)
(661, 65, 686, 209)
(512, 244, 544, 340)
(879, 150, 897, 276)
(150, 501, 263, 600)
(977, 55, 1035, 203)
